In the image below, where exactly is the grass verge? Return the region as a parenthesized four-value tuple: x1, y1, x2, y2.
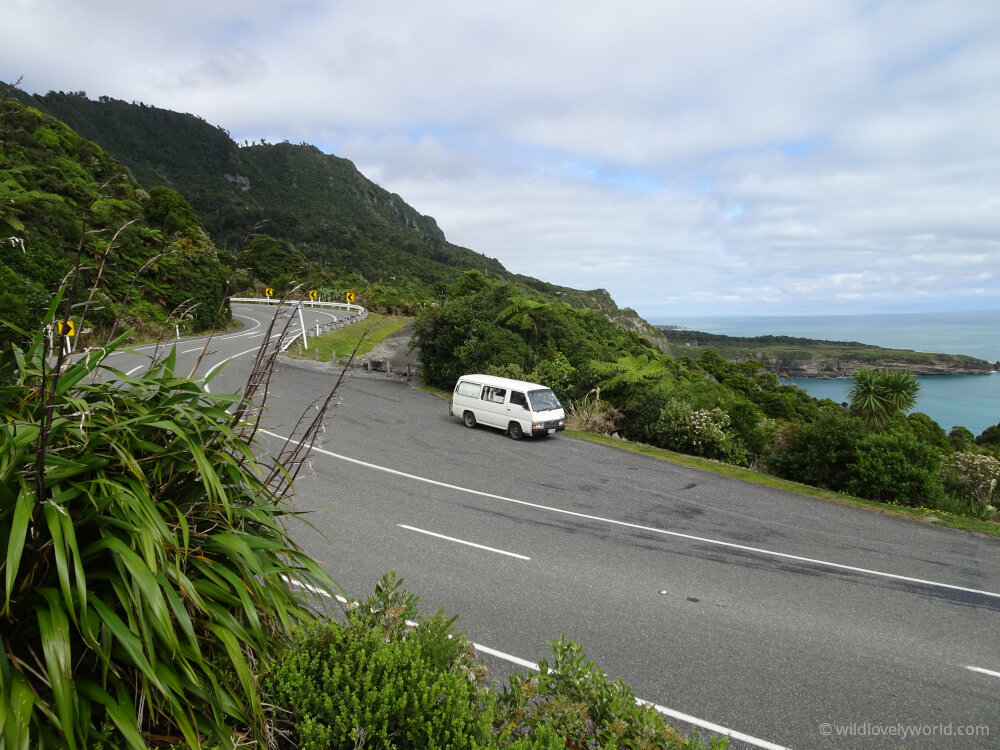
(284, 315, 413, 363)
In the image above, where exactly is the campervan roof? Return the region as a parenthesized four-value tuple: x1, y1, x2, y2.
(458, 374, 551, 392)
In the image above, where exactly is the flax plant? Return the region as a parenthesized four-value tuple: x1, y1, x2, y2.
(0, 317, 336, 748)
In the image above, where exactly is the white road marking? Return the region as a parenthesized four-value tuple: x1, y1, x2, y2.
(204, 340, 281, 382)
(107, 313, 265, 355)
(966, 665, 1000, 678)
(397, 524, 530, 560)
(636, 700, 790, 750)
(262, 430, 1000, 602)
(280, 572, 787, 748)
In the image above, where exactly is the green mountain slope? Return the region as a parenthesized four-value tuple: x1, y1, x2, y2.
(11, 87, 665, 342)
(0, 97, 231, 347)
(12, 90, 503, 283)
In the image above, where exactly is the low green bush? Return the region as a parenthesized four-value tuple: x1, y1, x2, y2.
(264, 575, 729, 750)
(496, 635, 728, 750)
(264, 573, 496, 749)
(843, 433, 944, 507)
(766, 412, 866, 490)
(655, 400, 746, 465)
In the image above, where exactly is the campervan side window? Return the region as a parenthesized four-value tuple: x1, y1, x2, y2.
(456, 381, 482, 398)
(510, 391, 528, 408)
(482, 386, 506, 404)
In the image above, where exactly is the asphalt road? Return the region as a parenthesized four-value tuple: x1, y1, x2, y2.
(109, 303, 1000, 750)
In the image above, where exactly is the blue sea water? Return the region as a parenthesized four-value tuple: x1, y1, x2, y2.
(656, 311, 1000, 436)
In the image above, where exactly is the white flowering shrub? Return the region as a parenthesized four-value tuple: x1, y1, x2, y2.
(940, 452, 1000, 513)
(656, 400, 747, 464)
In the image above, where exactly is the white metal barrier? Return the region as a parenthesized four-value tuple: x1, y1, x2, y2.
(228, 297, 368, 351)
(228, 297, 365, 315)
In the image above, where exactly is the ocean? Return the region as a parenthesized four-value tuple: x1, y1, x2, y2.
(655, 311, 1000, 436)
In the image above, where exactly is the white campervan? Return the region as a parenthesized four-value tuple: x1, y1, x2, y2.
(450, 374, 566, 440)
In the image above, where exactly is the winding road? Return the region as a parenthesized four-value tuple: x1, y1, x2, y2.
(108, 302, 1000, 750)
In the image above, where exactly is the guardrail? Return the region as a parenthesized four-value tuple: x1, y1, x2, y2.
(229, 297, 368, 351)
(228, 297, 365, 315)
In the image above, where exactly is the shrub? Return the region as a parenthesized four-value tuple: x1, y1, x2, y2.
(265, 573, 495, 749)
(266, 573, 533, 749)
(765, 411, 866, 490)
(265, 576, 728, 750)
(531, 351, 577, 403)
(843, 433, 944, 507)
(977, 422, 1000, 448)
(948, 426, 977, 452)
(0, 335, 333, 748)
(566, 390, 624, 435)
(496, 635, 728, 750)
(940, 452, 1000, 516)
(726, 401, 777, 466)
(654, 400, 746, 465)
(901, 412, 950, 451)
(620, 383, 674, 445)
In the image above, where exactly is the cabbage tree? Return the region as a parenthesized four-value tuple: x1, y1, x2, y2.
(848, 366, 920, 432)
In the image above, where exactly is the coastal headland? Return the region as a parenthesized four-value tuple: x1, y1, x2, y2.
(654, 326, 998, 378)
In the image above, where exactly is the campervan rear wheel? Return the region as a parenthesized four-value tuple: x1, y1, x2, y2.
(508, 422, 524, 440)
(463, 412, 477, 428)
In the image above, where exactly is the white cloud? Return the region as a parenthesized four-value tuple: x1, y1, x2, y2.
(3, 0, 999, 320)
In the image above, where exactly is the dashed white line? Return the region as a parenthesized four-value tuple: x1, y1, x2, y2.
(204, 341, 281, 382)
(261, 430, 1000, 602)
(397, 524, 530, 560)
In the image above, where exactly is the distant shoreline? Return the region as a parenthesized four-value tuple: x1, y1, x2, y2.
(652, 325, 998, 378)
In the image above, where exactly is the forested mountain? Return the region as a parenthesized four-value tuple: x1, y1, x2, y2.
(0, 96, 230, 347)
(10, 87, 662, 337)
(11, 89, 496, 282)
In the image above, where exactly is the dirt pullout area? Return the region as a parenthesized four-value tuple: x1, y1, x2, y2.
(343, 326, 421, 380)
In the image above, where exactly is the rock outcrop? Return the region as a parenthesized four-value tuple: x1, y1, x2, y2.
(743, 355, 998, 378)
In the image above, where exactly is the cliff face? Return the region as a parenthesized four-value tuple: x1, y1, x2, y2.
(655, 326, 998, 377)
(738, 355, 998, 378)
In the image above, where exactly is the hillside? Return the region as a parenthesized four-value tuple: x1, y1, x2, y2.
(655, 326, 997, 376)
(0, 97, 231, 348)
(10, 89, 498, 280)
(9, 87, 663, 342)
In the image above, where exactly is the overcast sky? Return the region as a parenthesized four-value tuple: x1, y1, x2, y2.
(4, 1, 1000, 321)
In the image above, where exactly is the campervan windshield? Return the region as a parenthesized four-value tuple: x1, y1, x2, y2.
(527, 388, 561, 412)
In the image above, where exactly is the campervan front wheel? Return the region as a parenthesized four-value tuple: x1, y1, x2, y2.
(463, 412, 477, 428)
(508, 422, 524, 440)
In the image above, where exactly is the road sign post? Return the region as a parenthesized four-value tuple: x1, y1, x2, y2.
(297, 302, 308, 350)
